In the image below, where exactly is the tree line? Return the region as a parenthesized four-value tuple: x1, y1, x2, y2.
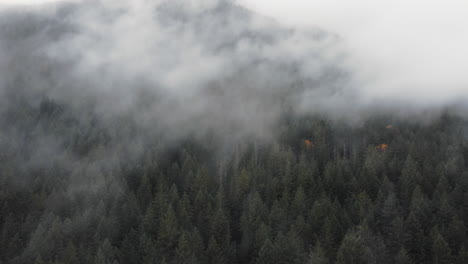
(1, 99, 468, 263)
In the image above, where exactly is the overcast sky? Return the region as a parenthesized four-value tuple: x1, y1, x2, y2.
(3, 0, 468, 108)
(239, 0, 468, 107)
(0, 0, 65, 5)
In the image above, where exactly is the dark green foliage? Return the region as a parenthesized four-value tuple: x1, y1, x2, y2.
(256, 238, 275, 264)
(94, 239, 118, 264)
(432, 228, 452, 264)
(2, 99, 468, 263)
(307, 242, 329, 264)
(175, 232, 199, 264)
(395, 248, 410, 264)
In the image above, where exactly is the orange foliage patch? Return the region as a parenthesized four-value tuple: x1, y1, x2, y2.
(376, 144, 389, 151)
(386, 125, 400, 133)
(304, 139, 314, 150)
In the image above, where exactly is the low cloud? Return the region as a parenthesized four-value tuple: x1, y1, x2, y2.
(240, 0, 468, 108)
(1, 0, 350, 140)
(1, 0, 467, 152)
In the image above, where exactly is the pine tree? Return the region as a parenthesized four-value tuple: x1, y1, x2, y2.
(254, 223, 271, 251)
(140, 234, 158, 264)
(447, 215, 466, 251)
(307, 242, 329, 264)
(177, 194, 193, 230)
(209, 207, 230, 245)
(62, 242, 79, 264)
(291, 185, 306, 217)
(206, 236, 225, 264)
(404, 212, 426, 263)
(400, 155, 421, 205)
(156, 205, 179, 259)
(386, 217, 405, 256)
(395, 248, 411, 264)
(456, 245, 468, 264)
(336, 228, 370, 264)
(256, 238, 275, 264)
(432, 229, 452, 264)
(269, 200, 288, 234)
(120, 229, 140, 264)
(175, 232, 199, 264)
(409, 185, 429, 222)
(137, 174, 153, 210)
(271, 231, 305, 264)
(187, 228, 204, 261)
(34, 255, 46, 264)
(95, 239, 116, 264)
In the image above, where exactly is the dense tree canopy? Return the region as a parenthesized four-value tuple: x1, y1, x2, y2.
(1, 98, 468, 263)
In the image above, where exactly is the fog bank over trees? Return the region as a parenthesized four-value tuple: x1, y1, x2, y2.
(1, 1, 468, 264)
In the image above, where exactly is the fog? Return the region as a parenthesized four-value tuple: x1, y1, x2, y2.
(4, 0, 468, 111)
(1, 2, 467, 259)
(0, 0, 467, 156)
(0, 0, 75, 6)
(1, 0, 346, 143)
(240, 0, 468, 108)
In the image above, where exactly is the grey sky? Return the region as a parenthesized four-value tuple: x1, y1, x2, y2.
(4, 0, 467, 108)
(1, 0, 467, 132)
(239, 0, 468, 107)
(0, 0, 73, 6)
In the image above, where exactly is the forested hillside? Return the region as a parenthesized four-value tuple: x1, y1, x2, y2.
(2, 97, 468, 264)
(2, 1, 468, 264)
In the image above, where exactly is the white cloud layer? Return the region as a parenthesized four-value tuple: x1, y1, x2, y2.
(0, 0, 71, 5)
(239, 0, 468, 107)
(1, 0, 467, 137)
